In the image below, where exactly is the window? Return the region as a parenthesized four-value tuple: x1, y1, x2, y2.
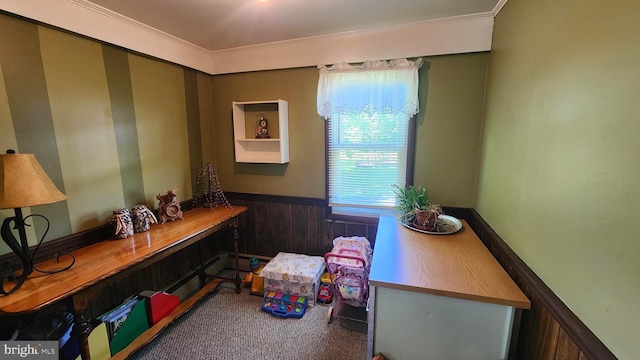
(327, 112, 411, 212)
(317, 59, 422, 217)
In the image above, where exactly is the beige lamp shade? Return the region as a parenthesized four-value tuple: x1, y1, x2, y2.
(0, 153, 67, 209)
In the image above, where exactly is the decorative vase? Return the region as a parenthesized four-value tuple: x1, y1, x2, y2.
(111, 208, 134, 239)
(131, 205, 157, 233)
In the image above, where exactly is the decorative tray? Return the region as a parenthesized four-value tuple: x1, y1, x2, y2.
(400, 215, 462, 235)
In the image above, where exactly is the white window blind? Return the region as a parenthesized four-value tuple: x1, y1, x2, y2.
(328, 113, 409, 209)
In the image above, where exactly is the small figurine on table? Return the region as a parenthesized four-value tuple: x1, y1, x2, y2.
(255, 114, 270, 138)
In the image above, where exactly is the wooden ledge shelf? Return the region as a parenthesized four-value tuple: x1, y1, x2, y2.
(112, 278, 224, 360)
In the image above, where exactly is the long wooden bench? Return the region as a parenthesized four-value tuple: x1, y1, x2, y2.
(0, 206, 247, 360)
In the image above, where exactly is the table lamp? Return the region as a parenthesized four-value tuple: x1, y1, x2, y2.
(0, 149, 75, 295)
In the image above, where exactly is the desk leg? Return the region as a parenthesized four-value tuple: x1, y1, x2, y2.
(232, 221, 241, 294)
(66, 294, 93, 360)
(508, 308, 523, 360)
(366, 285, 376, 359)
(206, 219, 242, 292)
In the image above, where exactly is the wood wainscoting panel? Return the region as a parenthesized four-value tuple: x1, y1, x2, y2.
(271, 202, 294, 252)
(225, 193, 376, 257)
(291, 203, 310, 254)
(467, 209, 614, 360)
(254, 200, 273, 256)
(0, 192, 615, 359)
(535, 302, 561, 359)
(307, 204, 328, 255)
(556, 327, 582, 360)
(235, 199, 256, 255)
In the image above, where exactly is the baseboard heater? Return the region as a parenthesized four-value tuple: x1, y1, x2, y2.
(164, 252, 229, 301)
(164, 252, 273, 301)
(232, 253, 273, 272)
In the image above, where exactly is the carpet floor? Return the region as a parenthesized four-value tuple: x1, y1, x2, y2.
(129, 279, 368, 360)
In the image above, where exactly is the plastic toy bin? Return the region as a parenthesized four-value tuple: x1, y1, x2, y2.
(261, 252, 325, 307)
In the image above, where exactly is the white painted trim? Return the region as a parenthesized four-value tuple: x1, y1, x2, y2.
(68, 0, 196, 46)
(0, 0, 495, 75)
(492, 0, 509, 16)
(210, 13, 495, 74)
(0, 0, 213, 73)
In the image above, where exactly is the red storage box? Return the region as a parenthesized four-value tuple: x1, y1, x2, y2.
(139, 291, 180, 325)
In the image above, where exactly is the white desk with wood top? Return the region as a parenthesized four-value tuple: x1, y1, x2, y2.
(367, 215, 530, 360)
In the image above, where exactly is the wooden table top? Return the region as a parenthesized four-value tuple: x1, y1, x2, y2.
(0, 206, 247, 314)
(369, 215, 530, 309)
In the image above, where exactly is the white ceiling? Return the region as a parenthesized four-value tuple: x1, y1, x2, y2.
(87, 0, 503, 52)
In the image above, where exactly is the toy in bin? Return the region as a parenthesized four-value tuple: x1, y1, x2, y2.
(261, 291, 308, 319)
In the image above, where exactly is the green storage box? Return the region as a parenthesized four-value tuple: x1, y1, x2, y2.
(107, 299, 150, 356)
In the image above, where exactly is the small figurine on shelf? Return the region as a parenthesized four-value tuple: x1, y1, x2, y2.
(255, 114, 270, 138)
(156, 188, 183, 224)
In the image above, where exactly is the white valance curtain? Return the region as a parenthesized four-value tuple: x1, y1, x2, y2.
(317, 58, 423, 119)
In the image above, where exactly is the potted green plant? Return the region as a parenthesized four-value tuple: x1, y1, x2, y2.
(392, 183, 429, 223)
(392, 183, 443, 231)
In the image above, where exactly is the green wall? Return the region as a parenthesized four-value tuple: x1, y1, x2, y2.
(477, 0, 640, 358)
(0, 11, 489, 255)
(211, 53, 489, 206)
(212, 67, 325, 198)
(415, 53, 488, 207)
(1, 2, 636, 356)
(0, 13, 212, 252)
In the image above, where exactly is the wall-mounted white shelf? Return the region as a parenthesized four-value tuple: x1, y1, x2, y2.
(232, 100, 289, 164)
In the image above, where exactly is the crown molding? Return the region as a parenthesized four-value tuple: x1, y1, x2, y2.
(213, 11, 495, 57)
(492, 0, 509, 16)
(0, 0, 214, 73)
(67, 0, 201, 49)
(1, 0, 497, 75)
(210, 13, 495, 74)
